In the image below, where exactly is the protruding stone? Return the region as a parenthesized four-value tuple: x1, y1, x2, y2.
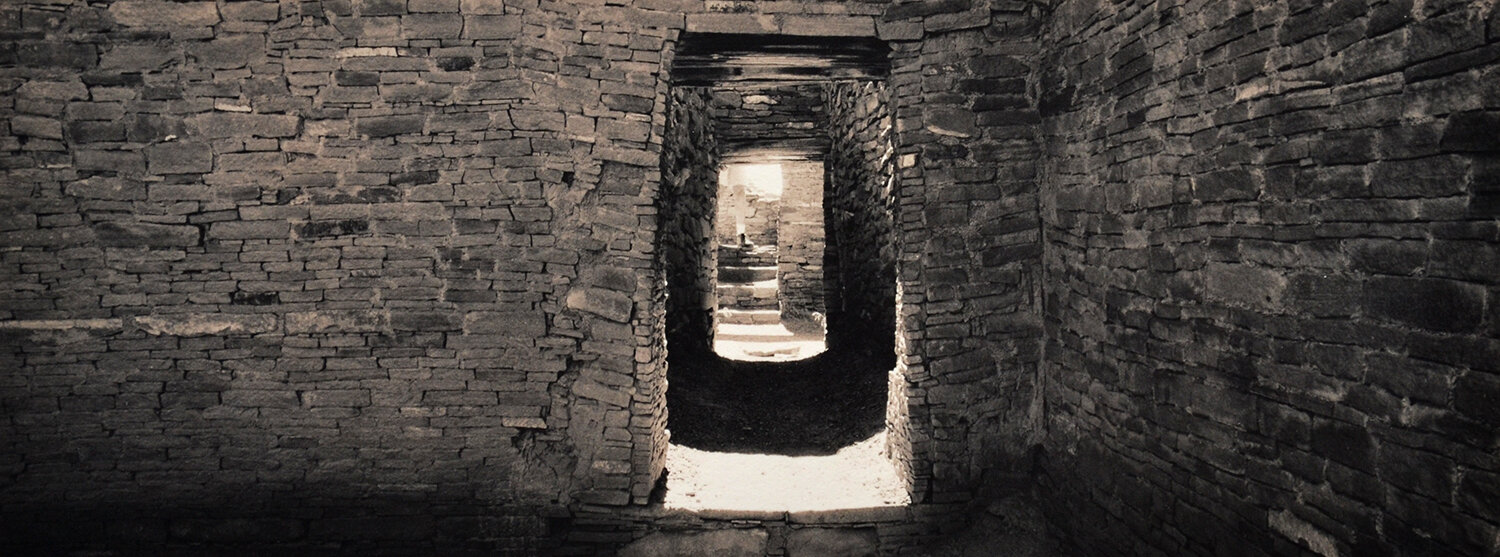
(566, 287, 633, 322)
(188, 113, 300, 139)
(133, 314, 278, 336)
(925, 107, 978, 137)
(94, 221, 200, 248)
(109, 1, 220, 27)
(785, 527, 879, 557)
(618, 529, 768, 557)
(146, 142, 213, 175)
(465, 311, 547, 336)
(285, 310, 389, 334)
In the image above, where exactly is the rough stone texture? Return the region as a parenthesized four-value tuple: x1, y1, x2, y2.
(785, 526, 878, 556)
(618, 528, 768, 557)
(1037, 1, 1500, 556)
(660, 87, 721, 356)
(2, 0, 1494, 555)
(777, 160, 826, 319)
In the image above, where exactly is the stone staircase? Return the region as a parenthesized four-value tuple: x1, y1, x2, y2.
(716, 244, 779, 312)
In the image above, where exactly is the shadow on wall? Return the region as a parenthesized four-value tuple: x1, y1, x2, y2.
(1, 487, 564, 555)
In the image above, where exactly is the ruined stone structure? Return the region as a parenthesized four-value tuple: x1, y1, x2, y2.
(2, 0, 1497, 555)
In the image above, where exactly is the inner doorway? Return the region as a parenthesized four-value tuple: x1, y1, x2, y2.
(712, 162, 828, 362)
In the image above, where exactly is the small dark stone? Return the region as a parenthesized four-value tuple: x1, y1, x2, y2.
(437, 56, 474, 71)
(230, 291, 279, 305)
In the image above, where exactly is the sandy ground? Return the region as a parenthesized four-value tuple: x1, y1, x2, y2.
(662, 430, 909, 512)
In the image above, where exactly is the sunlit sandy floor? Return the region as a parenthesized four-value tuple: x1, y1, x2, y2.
(662, 431, 909, 512)
(713, 320, 828, 362)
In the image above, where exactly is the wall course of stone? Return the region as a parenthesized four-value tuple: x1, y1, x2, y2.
(1038, 0, 1500, 555)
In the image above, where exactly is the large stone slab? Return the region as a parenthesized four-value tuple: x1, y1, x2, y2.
(133, 314, 278, 336)
(618, 529, 768, 557)
(285, 310, 389, 334)
(786, 527, 878, 556)
(109, 1, 220, 27)
(94, 221, 200, 248)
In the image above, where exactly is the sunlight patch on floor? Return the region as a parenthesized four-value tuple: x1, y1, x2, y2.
(662, 430, 909, 512)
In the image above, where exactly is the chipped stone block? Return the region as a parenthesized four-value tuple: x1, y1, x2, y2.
(619, 529, 768, 557)
(785, 527, 879, 557)
(94, 221, 200, 248)
(285, 310, 389, 334)
(188, 112, 300, 139)
(566, 287, 633, 322)
(132, 314, 278, 336)
(109, 1, 220, 27)
(463, 15, 522, 39)
(357, 115, 424, 138)
(12, 115, 63, 139)
(464, 311, 547, 336)
(208, 220, 289, 240)
(572, 378, 630, 408)
(146, 142, 213, 175)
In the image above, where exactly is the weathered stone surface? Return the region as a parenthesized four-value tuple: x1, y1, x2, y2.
(565, 287, 632, 322)
(12, 116, 63, 139)
(133, 314, 278, 336)
(188, 113, 300, 138)
(464, 311, 547, 336)
(357, 115, 424, 137)
(94, 221, 200, 248)
(146, 142, 213, 174)
(285, 310, 389, 334)
(109, 1, 220, 27)
(925, 107, 978, 137)
(785, 527, 878, 557)
(618, 529, 768, 557)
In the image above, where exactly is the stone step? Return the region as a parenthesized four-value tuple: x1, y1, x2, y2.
(716, 280, 777, 299)
(716, 309, 781, 325)
(717, 265, 777, 283)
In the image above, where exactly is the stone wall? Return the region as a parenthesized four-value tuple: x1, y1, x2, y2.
(660, 87, 720, 357)
(883, 0, 1048, 503)
(0, 0, 689, 551)
(1038, 1, 1500, 555)
(777, 160, 825, 320)
(710, 84, 826, 159)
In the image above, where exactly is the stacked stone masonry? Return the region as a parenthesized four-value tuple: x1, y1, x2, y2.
(1038, 1, 1500, 556)
(1, 0, 1496, 555)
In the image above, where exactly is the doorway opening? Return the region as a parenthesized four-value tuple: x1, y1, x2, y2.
(712, 162, 827, 362)
(656, 33, 904, 513)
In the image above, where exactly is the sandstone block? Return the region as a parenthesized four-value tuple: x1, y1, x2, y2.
(188, 35, 264, 69)
(602, 94, 654, 114)
(566, 287, 632, 322)
(66, 177, 144, 200)
(209, 221, 289, 240)
(12, 115, 63, 139)
(572, 378, 630, 408)
(390, 311, 460, 331)
(403, 14, 462, 39)
(464, 15, 522, 39)
(17, 79, 88, 101)
(95, 221, 200, 248)
(464, 311, 547, 336)
(110, 1, 220, 27)
(358, 0, 407, 16)
(146, 142, 213, 174)
(785, 527, 878, 557)
(618, 529, 768, 557)
(133, 314, 278, 336)
(925, 107, 978, 138)
(686, 13, 776, 34)
(357, 115, 424, 138)
(188, 113, 300, 138)
(285, 310, 389, 334)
